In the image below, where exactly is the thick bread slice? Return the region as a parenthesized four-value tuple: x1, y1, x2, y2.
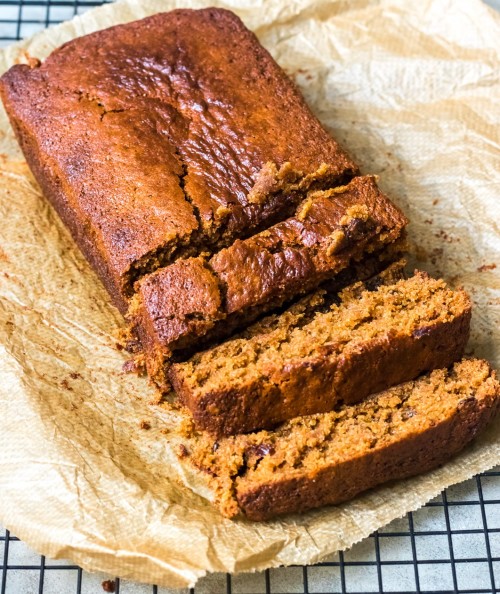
(170, 271, 471, 436)
(184, 359, 500, 520)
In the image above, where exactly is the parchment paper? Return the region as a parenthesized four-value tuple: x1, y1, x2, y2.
(0, 0, 499, 588)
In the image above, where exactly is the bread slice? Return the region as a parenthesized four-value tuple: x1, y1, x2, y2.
(0, 8, 357, 312)
(170, 271, 471, 436)
(183, 359, 500, 520)
(130, 176, 407, 381)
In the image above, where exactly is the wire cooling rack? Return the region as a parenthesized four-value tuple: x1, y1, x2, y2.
(2, 470, 500, 593)
(1, 1, 499, 593)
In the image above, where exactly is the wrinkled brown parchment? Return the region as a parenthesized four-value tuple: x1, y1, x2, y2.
(0, 0, 499, 588)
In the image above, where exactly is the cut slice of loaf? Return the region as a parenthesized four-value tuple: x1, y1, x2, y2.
(130, 176, 407, 382)
(170, 271, 471, 436)
(183, 359, 500, 520)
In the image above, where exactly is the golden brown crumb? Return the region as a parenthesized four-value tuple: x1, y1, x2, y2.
(326, 230, 346, 256)
(101, 580, 116, 593)
(214, 205, 231, 221)
(295, 195, 315, 221)
(178, 416, 196, 438)
(340, 204, 370, 225)
(139, 420, 151, 430)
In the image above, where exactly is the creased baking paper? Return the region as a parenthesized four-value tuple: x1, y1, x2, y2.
(0, 0, 499, 588)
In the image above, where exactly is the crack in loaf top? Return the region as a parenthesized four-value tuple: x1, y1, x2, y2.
(0, 8, 358, 301)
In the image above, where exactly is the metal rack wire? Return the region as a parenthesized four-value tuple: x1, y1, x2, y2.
(0, 0, 113, 46)
(2, 469, 500, 592)
(0, 2, 499, 593)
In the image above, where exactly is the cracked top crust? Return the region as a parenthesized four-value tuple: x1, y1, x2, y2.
(0, 8, 358, 309)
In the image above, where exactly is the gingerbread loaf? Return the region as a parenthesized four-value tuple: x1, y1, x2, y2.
(130, 176, 407, 381)
(0, 8, 358, 312)
(170, 271, 471, 436)
(184, 359, 500, 520)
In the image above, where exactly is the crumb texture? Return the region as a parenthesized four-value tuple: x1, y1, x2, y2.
(186, 359, 500, 520)
(170, 271, 471, 436)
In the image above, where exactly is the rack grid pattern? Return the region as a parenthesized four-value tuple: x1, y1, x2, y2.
(2, 469, 500, 593)
(0, 1, 499, 592)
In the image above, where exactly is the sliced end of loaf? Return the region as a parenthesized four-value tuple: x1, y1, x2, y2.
(184, 358, 500, 520)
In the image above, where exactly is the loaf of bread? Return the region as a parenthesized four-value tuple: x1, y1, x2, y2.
(184, 359, 500, 520)
(171, 271, 471, 436)
(2, 8, 496, 525)
(130, 176, 407, 381)
(0, 8, 358, 312)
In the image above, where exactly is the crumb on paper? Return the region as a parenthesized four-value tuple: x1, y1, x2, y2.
(122, 359, 137, 373)
(435, 229, 460, 243)
(101, 580, 116, 593)
(478, 263, 497, 272)
(140, 420, 151, 430)
(178, 444, 189, 458)
(15, 50, 41, 68)
(148, 392, 164, 406)
(430, 248, 444, 267)
(122, 354, 146, 375)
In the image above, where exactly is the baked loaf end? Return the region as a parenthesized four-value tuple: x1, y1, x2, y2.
(170, 271, 471, 436)
(130, 175, 407, 379)
(185, 359, 500, 520)
(0, 8, 358, 311)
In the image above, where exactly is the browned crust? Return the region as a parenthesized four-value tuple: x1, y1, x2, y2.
(0, 99, 133, 312)
(0, 8, 358, 311)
